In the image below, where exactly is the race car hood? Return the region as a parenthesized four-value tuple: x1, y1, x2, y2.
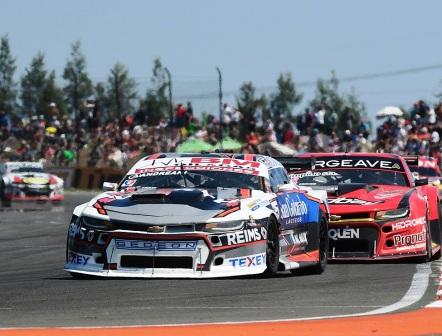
(326, 184, 411, 214)
(85, 187, 261, 225)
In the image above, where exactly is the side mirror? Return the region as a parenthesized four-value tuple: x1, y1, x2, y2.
(277, 183, 293, 192)
(415, 178, 428, 187)
(103, 182, 118, 191)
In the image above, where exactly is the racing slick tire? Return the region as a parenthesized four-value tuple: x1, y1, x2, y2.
(0, 182, 11, 207)
(291, 210, 328, 275)
(264, 217, 280, 276)
(433, 204, 442, 260)
(420, 215, 434, 263)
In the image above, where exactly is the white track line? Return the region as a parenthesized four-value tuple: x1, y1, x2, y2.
(0, 263, 434, 330)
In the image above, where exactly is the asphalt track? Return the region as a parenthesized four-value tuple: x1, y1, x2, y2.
(0, 192, 440, 329)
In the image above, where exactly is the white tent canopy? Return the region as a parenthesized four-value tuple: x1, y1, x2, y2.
(376, 106, 403, 118)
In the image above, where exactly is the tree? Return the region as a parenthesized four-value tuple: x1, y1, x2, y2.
(0, 35, 17, 114)
(41, 70, 65, 114)
(20, 53, 48, 117)
(63, 41, 93, 118)
(269, 73, 303, 119)
(309, 71, 366, 134)
(144, 58, 169, 125)
(236, 81, 267, 136)
(21, 53, 65, 118)
(106, 63, 137, 120)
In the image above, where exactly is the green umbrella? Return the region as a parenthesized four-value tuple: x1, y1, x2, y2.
(214, 137, 243, 151)
(176, 138, 214, 153)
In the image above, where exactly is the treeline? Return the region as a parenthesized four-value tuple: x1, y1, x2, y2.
(0, 35, 366, 132)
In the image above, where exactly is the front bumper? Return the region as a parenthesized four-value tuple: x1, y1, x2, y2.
(5, 185, 64, 202)
(328, 217, 429, 260)
(65, 230, 267, 278)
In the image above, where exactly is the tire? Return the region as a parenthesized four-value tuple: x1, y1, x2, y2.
(0, 182, 11, 207)
(420, 219, 433, 263)
(310, 212, 329, 274)
(433, 203, 442, 260)
(264, 218, 280, 276)
(291, 210, 328, 275)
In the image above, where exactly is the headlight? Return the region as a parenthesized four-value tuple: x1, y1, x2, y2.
(375, 208, 409, 220)
(203, 220, 246, 233)
(81, 216, 113, 230)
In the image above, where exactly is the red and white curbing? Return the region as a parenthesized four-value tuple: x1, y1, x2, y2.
(426, 259, 442, 307)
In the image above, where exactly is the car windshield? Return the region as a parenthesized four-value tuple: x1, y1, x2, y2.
(120, 170, 263, 190)
(9, 167, 44, 173)
(409, 166, 439, 177)
(294, 169, 408, 187)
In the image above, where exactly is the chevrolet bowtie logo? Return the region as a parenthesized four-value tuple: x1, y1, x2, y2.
(147, 226, 164, 233)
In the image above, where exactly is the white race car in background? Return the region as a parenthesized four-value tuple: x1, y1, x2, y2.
(0, 161, 64, 206)
(65, 153, 329, 278)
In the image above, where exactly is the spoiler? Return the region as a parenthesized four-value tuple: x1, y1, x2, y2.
(273, 156, 315, 173)
(402, 155, 418, 167)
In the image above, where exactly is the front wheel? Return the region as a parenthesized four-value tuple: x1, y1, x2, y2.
(291, 211, 328, 275)
(310, 213, 328, 274)
(0, 182, 11, 207)
(264, 218, 280, 276)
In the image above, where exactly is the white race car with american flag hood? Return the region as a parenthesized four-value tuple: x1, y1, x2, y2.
(65, 153, 329, 278)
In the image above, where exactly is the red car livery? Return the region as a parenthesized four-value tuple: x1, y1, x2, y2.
(407, 156, 441, 184)
(277, 153, 441, 261)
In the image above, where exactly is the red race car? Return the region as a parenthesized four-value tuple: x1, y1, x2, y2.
(277, 153, 442, 261)
(407, 156, 442, 185)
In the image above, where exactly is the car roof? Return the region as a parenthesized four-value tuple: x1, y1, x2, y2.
(128, 153, 283, 178)
(299, 152, 403, 160)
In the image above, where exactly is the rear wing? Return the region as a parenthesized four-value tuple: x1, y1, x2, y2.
(273, 156, 315, 174)
(402, 155, 418, 167)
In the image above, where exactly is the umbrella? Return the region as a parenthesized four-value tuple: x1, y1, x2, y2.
(376, 106, 403, 118)
(214, 137, 243, 151)
(176, 138, 214, 153)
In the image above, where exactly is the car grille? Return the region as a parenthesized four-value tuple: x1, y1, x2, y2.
(329, 227, 378, 258)
(24, 187, 51, 196)
(120, 256, 193, 269)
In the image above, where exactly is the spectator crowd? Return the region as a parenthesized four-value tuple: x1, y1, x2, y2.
(0, 98, 441, 169)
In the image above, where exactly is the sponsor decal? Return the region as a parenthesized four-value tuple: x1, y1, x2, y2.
(68, 251, 90, 265)
(122, 179, 136, 187)
(128, 170, 184, 179)
(115, 239, 198, 251)
(374, 191, 404, 200)
(315, 159, 402, 170)
(225, 227, 267, 245)
(69, 221, 84, 239)
(280, 197, 308, 219)
(292, 171, 339, 179)
(276, 192, 320, 228)
(328, 227, 360, 240)
(256, 156, 276, 168)
(419, 159, 437, 169)
(23, 177, 49, 184)
(393, 230, 426, 246)
(248, 199, 271, 211)
(391, 216, 426, 231)
(292, 231, 308, 244)
(228, 253, 266, 268)
(328, 198, 382, 205)
(282, 231, 309, 255)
